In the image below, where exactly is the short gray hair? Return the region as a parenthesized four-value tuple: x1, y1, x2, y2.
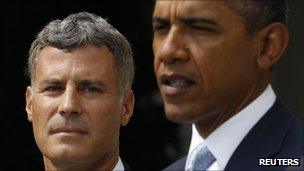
(28, 12, 134, 97)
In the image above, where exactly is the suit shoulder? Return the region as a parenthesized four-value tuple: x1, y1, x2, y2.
(280, 119, 304, 157)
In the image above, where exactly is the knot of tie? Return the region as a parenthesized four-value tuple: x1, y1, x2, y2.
(186, 144, 216, 171)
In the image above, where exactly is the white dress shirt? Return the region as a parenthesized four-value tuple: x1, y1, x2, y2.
(113, 157, 124, 171)
(185, 84, 276, 170)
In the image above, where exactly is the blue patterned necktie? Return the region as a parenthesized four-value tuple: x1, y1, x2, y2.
(187, 143, 216, 171)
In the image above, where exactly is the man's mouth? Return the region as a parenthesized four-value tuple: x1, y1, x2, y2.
(51, 126, 88, 136)
(160, 74, 196, 95)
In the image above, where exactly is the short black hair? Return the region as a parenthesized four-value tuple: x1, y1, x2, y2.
(226, 0, 288, 33)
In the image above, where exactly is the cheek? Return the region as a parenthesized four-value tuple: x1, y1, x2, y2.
(32, 96, 59, 125)
(85, 100, 122, 138)
(191, 46, 219, 85)
(32, 97, 58, 123)
(153, 55, 159, 74)
(221, 42, 258, 81)
(33, 98, 54, 128)
(31, 97, 59, 148)
(194, 41, 258, 93)
(152, 40, 161, 72)
(153, 58, 158, 73)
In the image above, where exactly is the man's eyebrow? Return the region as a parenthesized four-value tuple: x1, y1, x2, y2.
(78, 79, 107, 88)
(152, 16, 222, 30)
(39, 79, 62, 86)
(152, 16, 169, 25)
(179, 17, 220, 28)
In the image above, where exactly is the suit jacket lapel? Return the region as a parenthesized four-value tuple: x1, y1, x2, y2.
(163, 156, 187, 171)
(122, 160, 131, 171)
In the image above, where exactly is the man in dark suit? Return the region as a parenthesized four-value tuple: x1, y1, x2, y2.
(152, 1, 303, 170)
(25, 12, 134, 170)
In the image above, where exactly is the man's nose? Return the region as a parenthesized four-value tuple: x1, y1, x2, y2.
(156, 27, 189, 64)
(58, 87, 82, 116)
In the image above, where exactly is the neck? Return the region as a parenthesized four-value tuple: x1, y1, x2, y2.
(196, 77, 270, 138)
(43, 147, 119, 171)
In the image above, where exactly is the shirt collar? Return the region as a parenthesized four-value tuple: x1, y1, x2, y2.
(187, 84, 276, 169)
(113, 157, 124, 171)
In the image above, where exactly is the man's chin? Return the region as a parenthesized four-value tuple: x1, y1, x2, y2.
(43, 145, 91, 162)
(164, 104, 199, 124)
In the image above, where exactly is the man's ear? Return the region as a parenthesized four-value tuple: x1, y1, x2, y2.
(120, 90, 135, 126)
(256, 22, 289, 69)
(25, 86, 33, 122)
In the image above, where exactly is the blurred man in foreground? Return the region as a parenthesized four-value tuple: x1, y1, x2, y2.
(152, 1, 303, 170)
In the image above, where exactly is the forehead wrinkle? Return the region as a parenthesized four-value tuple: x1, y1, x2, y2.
(36, 58, 83, 88)
(155, 1, 225, 25)
(169, 1, 178, 23)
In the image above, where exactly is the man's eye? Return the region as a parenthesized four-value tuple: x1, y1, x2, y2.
(41, 86, 64, 96)
(83, 87, 102, 93)
(153, 24, 164, 30)
(190, 26, 216, 34)
(153, 24, 170, 33)
(45, 86, 63, 92)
